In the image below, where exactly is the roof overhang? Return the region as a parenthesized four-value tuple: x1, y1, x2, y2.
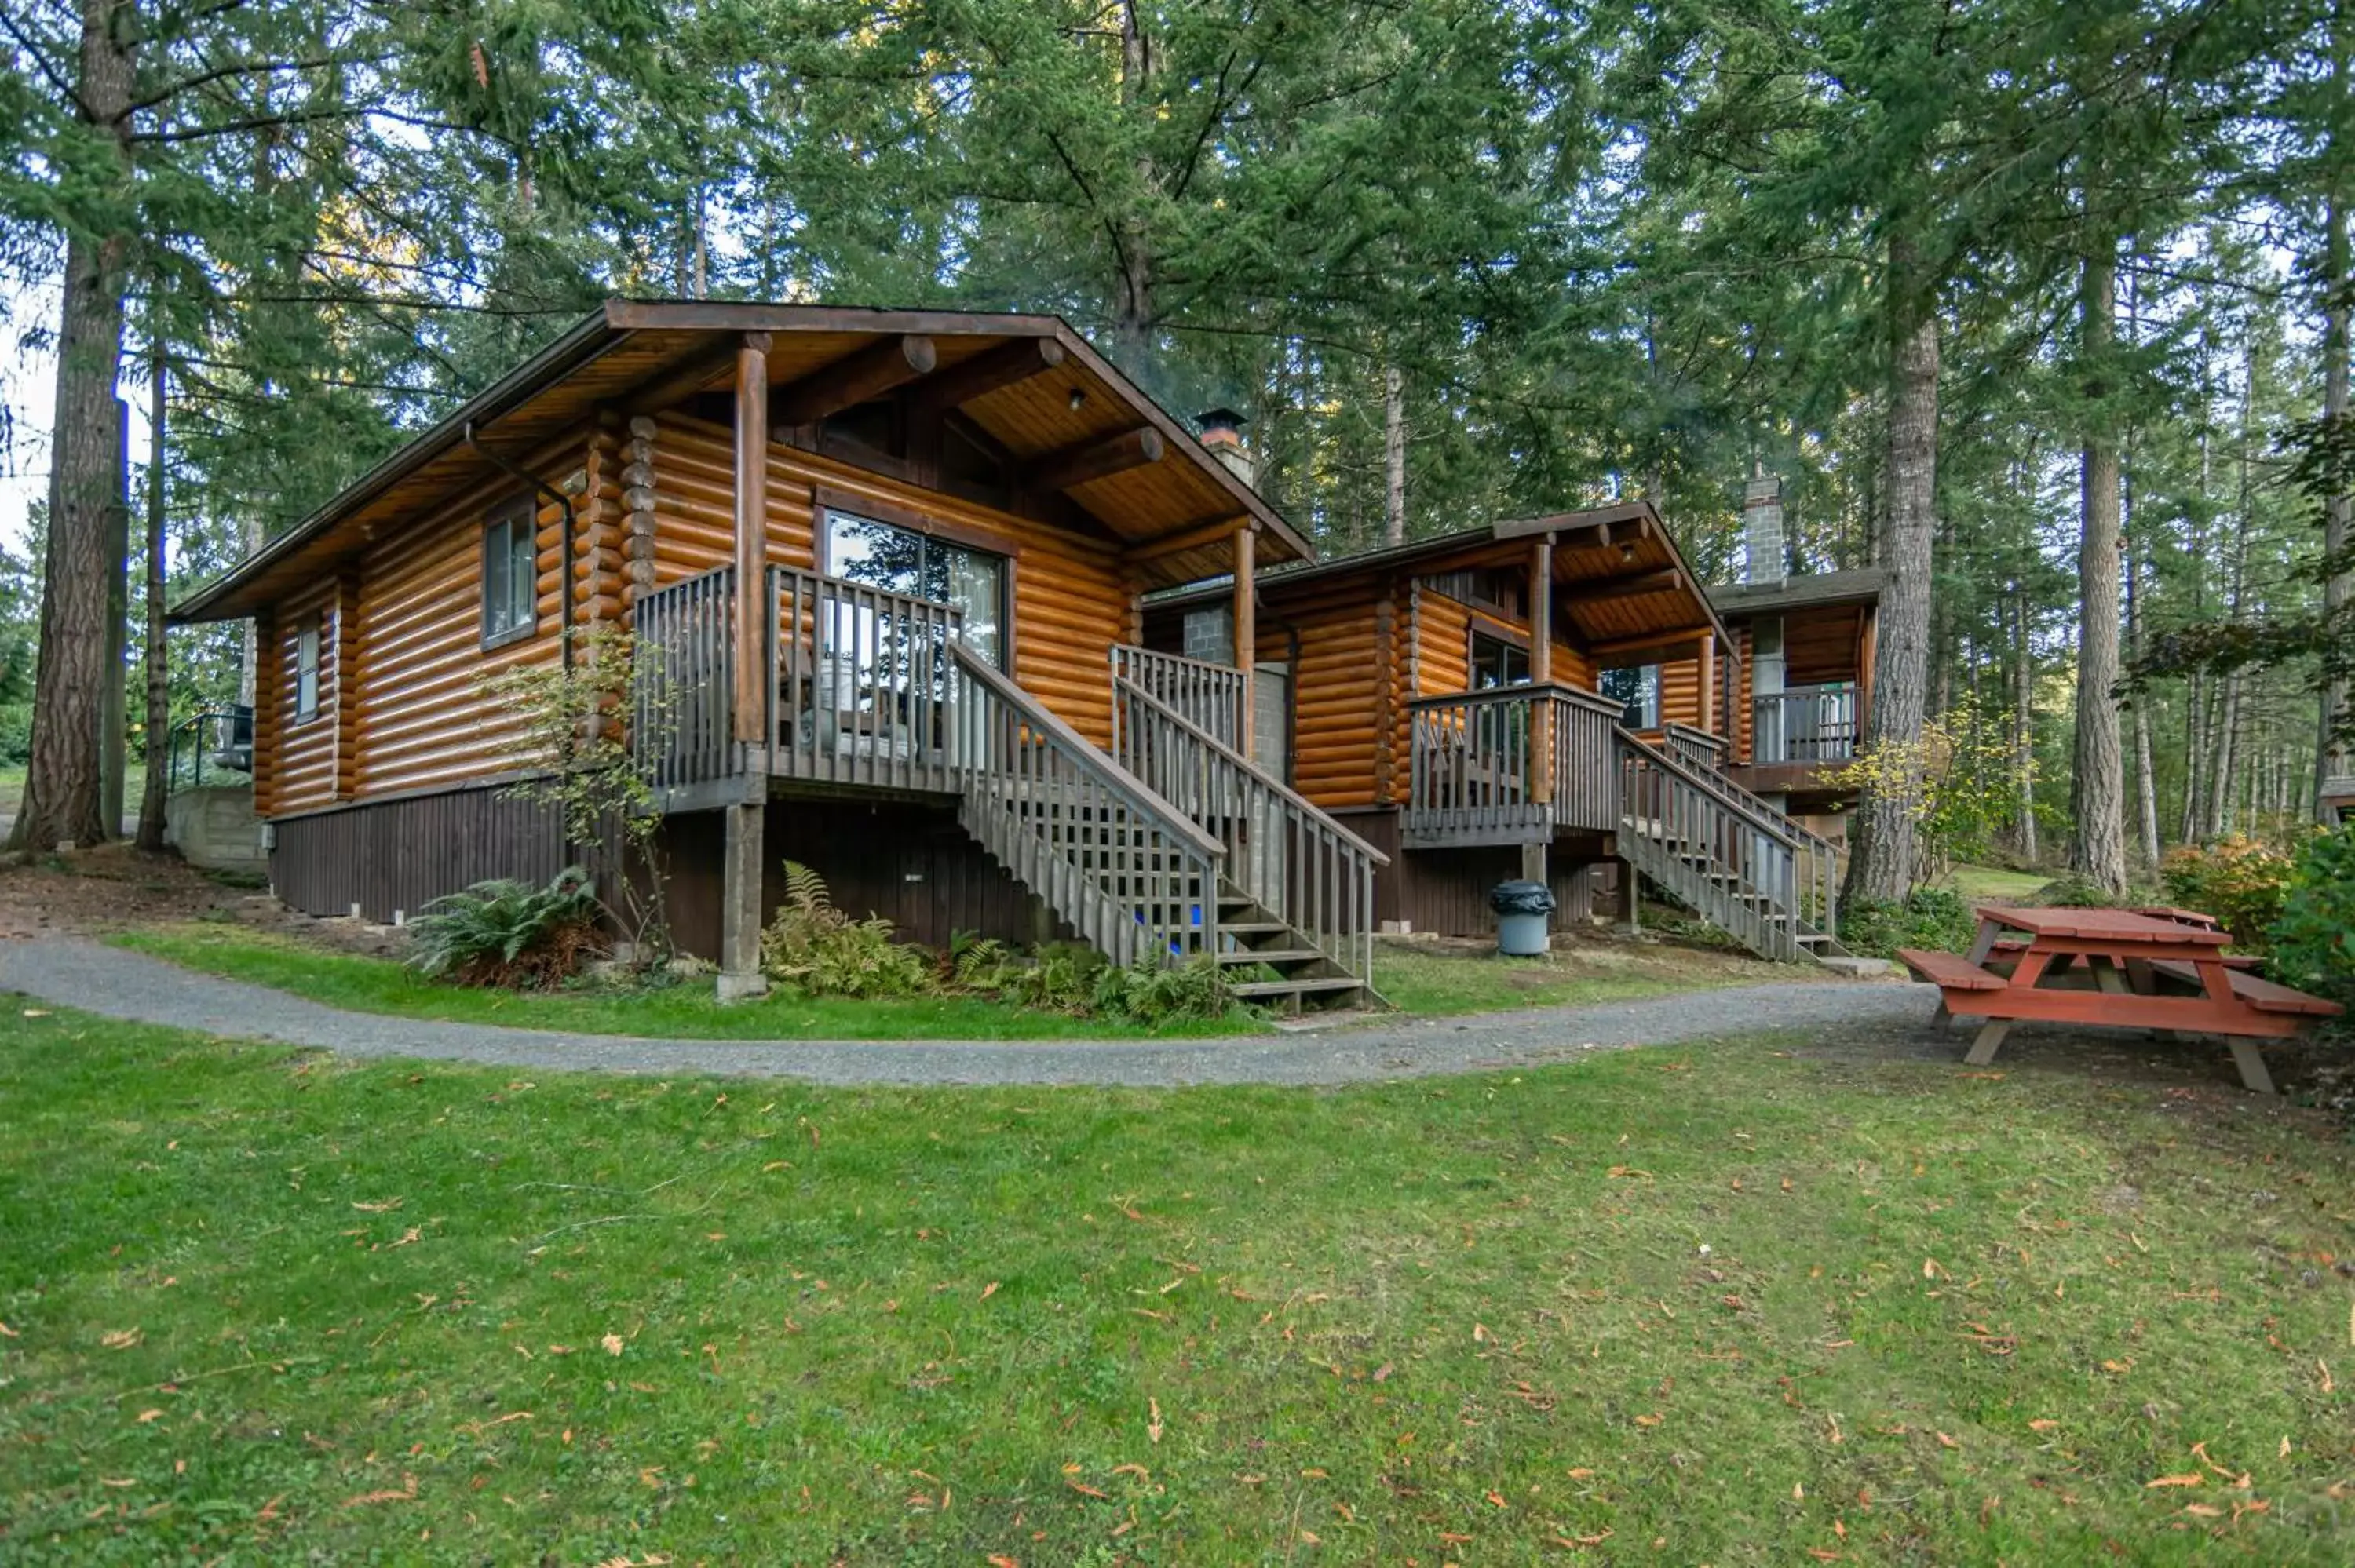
(171, 300, 1315, 623)
(1707, 566, 1889, 618)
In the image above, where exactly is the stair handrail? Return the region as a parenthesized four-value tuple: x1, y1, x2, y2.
(1114, 675, 1389, 866)
(1619, 727, 1805, 850)
(1647, 730, 1842, 937)
(1109, 644, 1247, 752)
(1113, 673, 1386, 988)
(948, 642, 1226, 968)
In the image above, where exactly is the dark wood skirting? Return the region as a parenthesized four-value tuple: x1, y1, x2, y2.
(270, 782, 569, 921)
(1331, 807, 1603, 937)
(660, 797, 1071, 961)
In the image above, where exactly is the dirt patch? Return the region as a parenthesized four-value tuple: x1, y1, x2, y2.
(0, 844, 411, 958)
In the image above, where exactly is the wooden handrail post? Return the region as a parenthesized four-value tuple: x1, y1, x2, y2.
(1232, 523, 1256, 760)
(732, 332, 771, 746)
(1528, 537, 1554, 807)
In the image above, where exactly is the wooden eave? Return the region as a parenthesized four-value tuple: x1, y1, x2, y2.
(171, 300, 1313, 622)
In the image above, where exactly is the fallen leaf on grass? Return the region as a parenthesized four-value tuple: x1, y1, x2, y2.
(341, 1474, 418, 1507)
(134, 1409, 164, 1424)
(100, 1328, 142, 1351)
(1066, 1479, 1108, 1500)
(1373, 1362, 1393, 1383)
(988, 1556, 1020, 1568)
(601, 1333, 624, 1356)
(2029, 1419, 2059, 1432)
(0, 1322, 16, 1338)
(351, 1197, 403, 1212)
(2185, 1503, 2225, 1517)
(1148, 1398, 1163, 1445)
(1549, 1528, 1612, 1548)
(1934, 1432, 1959, 1450)
(2145, 1474, 2204, 1490)
(1634, 1413, 1663, 1428)
(981, 1281, 1000, 1300)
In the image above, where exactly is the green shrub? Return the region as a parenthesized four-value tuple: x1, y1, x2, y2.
(2160, 836, 2297, 946)
(1092, 955, 1232, 1025)
(1838, 888, 1975, 957)
(2267, 825, 2355, 1009)
(411, 867, 603, 989)
(2028, 873, 2126, 910)
(759, 862, 936, 998)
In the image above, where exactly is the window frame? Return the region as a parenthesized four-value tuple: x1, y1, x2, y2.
(480, 498, 539, 651)
(293, 617, 322, 724)
(1466, 627, 1532, 690)
(820, 507, 1012, 669)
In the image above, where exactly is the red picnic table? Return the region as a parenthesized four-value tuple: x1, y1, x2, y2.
(1898, 905, 2343, 1095)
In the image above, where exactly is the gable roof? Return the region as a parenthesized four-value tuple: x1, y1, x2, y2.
(171, 300, 1314, 622)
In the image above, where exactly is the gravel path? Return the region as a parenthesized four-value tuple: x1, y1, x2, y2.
(0, 935, 1943, 1088)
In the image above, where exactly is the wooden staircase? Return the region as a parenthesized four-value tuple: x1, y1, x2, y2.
(948, 645, 1386, 1012)
(1111, 651, 1389, 1012)
(1615, 731, 1850, 965)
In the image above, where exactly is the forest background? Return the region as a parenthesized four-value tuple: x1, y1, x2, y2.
(1, 0, 2348, 899)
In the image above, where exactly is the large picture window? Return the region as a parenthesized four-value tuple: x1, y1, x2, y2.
(1600, 663, 1660, 728)
(482, 502, 538, 647)
(825, 510, 1006, 667)
(1469, 630, 1530, 690)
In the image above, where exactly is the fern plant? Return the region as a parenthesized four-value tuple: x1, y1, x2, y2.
(410, 867, 603, 988)
(759, 861, 937, 998)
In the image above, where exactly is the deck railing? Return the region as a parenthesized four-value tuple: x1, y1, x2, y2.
(1109, 644, 1246, 752)
(165, 704, 254, 793)
(1114, 675, 1386, 987)
(768, 567, 964, 792)
(949, 644, 1225, 968)
(1692, 754, 1842, 936)
(632, 566, 738, 789)
(1752, 684, 1859, 764)
(1404, 684, 1623, 846)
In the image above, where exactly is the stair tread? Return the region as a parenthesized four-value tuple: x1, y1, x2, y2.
(1229, 976, 1365, 997)
(1217, 948, 1327, 966)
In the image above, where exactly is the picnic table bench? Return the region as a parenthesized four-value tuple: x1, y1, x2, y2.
(1898, 905, 2343, 1095)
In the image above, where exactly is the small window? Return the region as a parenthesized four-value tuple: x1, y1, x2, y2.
(1469, 631, 1530, 690)
(1600, 664, 1660, 728)
(294, 620, 321, 722)
(482, 503, 538, 646)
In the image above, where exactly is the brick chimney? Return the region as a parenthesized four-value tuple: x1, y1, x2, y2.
(1742, 465, 1786, 586)
(1196, 406, 1254, 487)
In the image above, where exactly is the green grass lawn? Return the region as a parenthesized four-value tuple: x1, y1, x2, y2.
(4, 1008, 2350, 1563)
(104, 923, 1255, 1041)
(105, 922, 1747, 1041)
(1943, 863, 2061, 902)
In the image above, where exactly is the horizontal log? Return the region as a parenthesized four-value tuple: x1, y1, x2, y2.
(772, 334, 937, 425)
(908, 336, 1066, 412)
(1028, 425, 1163, 493)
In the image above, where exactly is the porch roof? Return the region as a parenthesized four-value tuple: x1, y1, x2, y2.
(1707, 566, 1888, 618)
(1152, 500, 1730, 651)
(171, 301, 1314, 623)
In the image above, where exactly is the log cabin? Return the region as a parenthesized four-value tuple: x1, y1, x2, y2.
(1139, 503, 1853, 963)
(169, 301, 1388, 1009)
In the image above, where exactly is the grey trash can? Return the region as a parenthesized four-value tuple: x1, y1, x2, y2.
(1490, 879, 1556, 957)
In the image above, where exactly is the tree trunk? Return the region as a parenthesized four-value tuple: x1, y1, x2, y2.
(2211, 360, 2255, 838)
(2070, 235, 2128, 895)
(7, 0, 133, 853)
(2318, 181, 2350, 813)
(2125, 491, 2161, 868)
(135, 334, 170, 852)
(2014, 591, 2037, 862)
(1843, 232, 1937, 907)
(1382, 362, 1406, 546)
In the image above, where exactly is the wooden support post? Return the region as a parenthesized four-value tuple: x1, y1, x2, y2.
(1521, 840, 1549, 884)
(1528, 536, 1553, 805)
(1233, 523, 1257, 759)
(732, 333, 771, 748)
(716, 797, 768, 1001)
(2226, 1037, 2278, 1096)
(1612, 855, 1639, 932)
(1698, 630, 1716, 735)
